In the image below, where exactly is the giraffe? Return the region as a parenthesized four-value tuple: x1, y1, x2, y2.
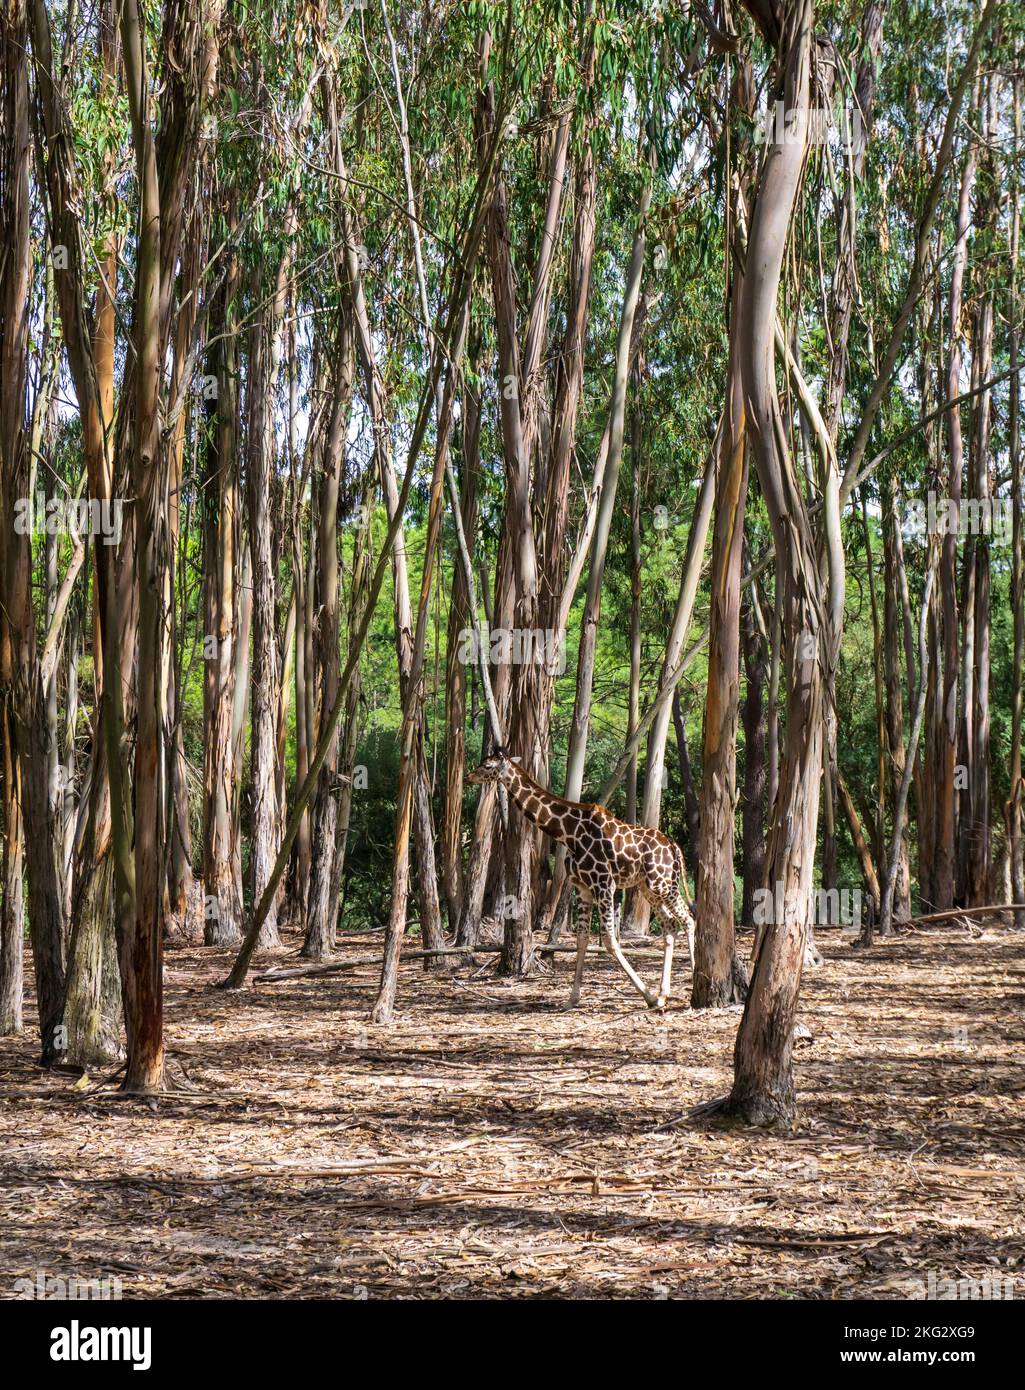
(467, 748, 696, 1009)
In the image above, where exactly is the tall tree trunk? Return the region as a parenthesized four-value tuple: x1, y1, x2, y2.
(162, 202, 204, 939)
(726, 0, 822, 1128)
(882, 478, 911, 920)
(694, 268, 749, 1007)
(303, 311, 356, 959)
(819, 0, 886, 907)
(766, 581, 781, 813)
(245, 264, 287, 950)
(0, 33, 26, 1017)
(441, 363, 482, 933)
(116, 0, 166, 1090)
(918, 271, 942, 911)
(966, 75, 996, 905)
(672, 689, 702, 863)
(881, 564, 938, 932)
(323, 79, 446, 963)
(625, 376, 644, 829)
(863, 491, 888, 876)
(1008, 80, 1024, 927)
(619, 426, 717, 938)
(484, 110, 575, 974)
(114, 0, 220, 1088)
(30, 0, 123, 1064)
(2, 0, 66, 1054)
(556, 182, 650, 944)
(740, 588, 768, 931)
(331, 470, 376, 903)
(202, 252, 243, 945)
(456, 48, 589, 965)
(372, 300, 476, 1020)
(289, 319, 312, 923)
(936, 134, 978, 908)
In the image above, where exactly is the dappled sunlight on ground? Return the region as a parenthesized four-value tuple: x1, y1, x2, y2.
(1, 921, 1023, 1299)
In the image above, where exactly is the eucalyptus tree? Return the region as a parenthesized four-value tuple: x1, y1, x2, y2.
(109, 0, 226, 1089)
(720, 0, 826, 1126)
(691, 53, 756, 1008)
(26, 0, 127, 1063)
(720, 0, 997, 1123)
(1009, 77, 1024, 927)
(1, 0, 63, 1051)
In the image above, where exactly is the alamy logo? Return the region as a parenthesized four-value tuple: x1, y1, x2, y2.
(13, 1269, 122, 1301)
(458, 626, 566, 676)
(754, 101, 863, 148)
(752, 884, 862, 931)
(905, 1272, 1015, 1301)
(13, 492, 123, 545)
(905, 492, 1011, 544)
(49, 1320, 151, 1371)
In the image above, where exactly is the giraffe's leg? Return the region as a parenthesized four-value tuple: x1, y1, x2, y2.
(645, 893, 675, 1009)
(658, 929, 675, 1006)
(568, 884, 592, 1008)
(647, 890, 696, 997)
(598, 880, 663, 1009)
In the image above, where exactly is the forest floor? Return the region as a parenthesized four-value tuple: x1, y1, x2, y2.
(1, 917, 1023, 1300)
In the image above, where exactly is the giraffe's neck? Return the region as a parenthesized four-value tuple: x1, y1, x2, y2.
(503, 766, 574, 842)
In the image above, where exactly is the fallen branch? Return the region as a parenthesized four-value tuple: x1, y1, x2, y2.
(901, 904, 1025, 928)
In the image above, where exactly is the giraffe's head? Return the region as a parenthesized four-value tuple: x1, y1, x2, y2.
(466, 746, 515, 786)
